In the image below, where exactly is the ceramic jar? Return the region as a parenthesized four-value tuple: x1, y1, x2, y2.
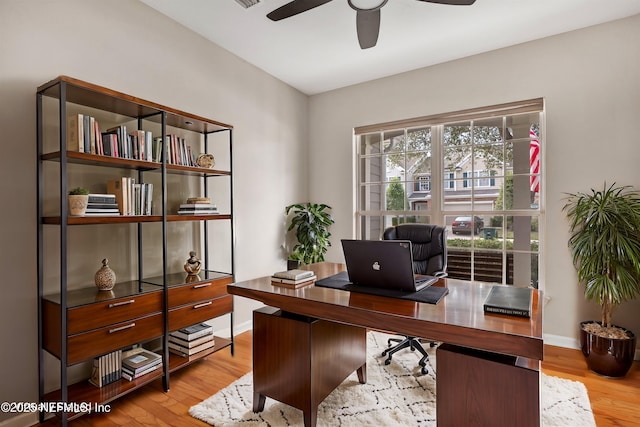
(95, 258, 116, 291)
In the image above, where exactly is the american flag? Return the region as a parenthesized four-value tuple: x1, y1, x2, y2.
(529, 128, 540, 193)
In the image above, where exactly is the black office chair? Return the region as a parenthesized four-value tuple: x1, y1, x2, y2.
(381, 223, 447, 374)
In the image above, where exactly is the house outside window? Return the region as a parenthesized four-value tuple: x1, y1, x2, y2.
(355, 99, 544, 288)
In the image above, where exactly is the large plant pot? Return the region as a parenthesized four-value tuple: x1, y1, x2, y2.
(580, 321, 636, 377)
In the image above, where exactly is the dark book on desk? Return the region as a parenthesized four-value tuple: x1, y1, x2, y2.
(483, 285, 532, 318)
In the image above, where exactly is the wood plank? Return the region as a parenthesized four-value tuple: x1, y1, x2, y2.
(35, 332, 639, 427)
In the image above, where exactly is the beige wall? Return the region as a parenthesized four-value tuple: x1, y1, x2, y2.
(2, 0, 640, 423)
(309, 14, 640, 350)
(0, 0, 308, 422)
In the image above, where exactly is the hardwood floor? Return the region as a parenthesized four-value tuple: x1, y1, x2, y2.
(37, 330, 639, 426)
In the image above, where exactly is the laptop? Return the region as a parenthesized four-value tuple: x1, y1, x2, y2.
(341, 239, 440, 292)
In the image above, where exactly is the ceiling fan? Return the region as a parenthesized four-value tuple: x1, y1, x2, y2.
(267, 0, 477, 49)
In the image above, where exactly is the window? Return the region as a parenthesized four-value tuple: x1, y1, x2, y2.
(444, 172, 455, 190)
(415, 175, 431, 191)
(355, 99, 544, 287)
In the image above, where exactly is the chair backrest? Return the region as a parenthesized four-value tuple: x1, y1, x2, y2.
(383, 224, 447, 276)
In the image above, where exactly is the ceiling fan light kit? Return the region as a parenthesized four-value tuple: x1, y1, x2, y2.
(267, 0, 476, 49)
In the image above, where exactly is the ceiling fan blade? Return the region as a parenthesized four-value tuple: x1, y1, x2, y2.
(356, 9, 381, 49)
(416, 0, 476, 5)
(267, 0, 333, 21)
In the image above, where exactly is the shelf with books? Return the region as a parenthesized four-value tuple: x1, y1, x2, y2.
(42, 366, 164, 421)
(167, 336, 232, 373)
(37, 76, 235, 425)
(40, 151, 232, 177)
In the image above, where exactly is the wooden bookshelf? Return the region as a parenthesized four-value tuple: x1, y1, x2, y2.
(36, 76, 235, 425)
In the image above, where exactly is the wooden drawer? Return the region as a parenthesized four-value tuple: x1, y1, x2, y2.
(67, 313, 163, 364)
(168, 295, 233, 331)
(168, 276, 232, 309)
(68, 290, 163, 335)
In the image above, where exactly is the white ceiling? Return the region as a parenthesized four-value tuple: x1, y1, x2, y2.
(139, 0, 640, 95)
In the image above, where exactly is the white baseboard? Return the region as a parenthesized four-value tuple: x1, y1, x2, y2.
(543, 333, 580, 350)
(543, 333, 640, 360)
(0, 412, 38, 427)
(218, 319, 253, 339)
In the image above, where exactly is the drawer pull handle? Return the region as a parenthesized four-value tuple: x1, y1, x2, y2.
(192, 283, 211, 289)
(108, 299, 135, 308)
(109, 323, 136, 333)
(193, 301, 212, 309)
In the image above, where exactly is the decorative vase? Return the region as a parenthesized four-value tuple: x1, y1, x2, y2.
(580, 320, 636, 377)
(95, 258, 116, 291)
(68, 194, 89, 216)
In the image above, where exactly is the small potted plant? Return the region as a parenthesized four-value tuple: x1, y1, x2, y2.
(563, 182, 640, 377)
(68, 187, 90, 216)
(285, 203, 335, 269)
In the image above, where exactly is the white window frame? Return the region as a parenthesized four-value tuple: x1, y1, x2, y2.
(355, 98, 545, 288)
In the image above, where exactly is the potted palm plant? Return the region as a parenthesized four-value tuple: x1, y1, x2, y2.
(563, 182, 640, 377)
(285, 203, 335, 269)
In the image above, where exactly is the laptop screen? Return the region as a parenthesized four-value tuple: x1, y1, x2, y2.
(341, 239, 437, 292)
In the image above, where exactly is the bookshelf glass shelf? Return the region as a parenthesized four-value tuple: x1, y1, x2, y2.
(42, 281, 161, 308)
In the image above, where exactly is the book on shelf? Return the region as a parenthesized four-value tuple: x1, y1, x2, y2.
(272, 269, 315, 281)
(67, 113, 102, 154)
(86, 202, 120, 209)
(89, 349, 122, 388)
(169, 332, 214, 349)
(121, 349, 162, 372)
(168, 338, 216, 357)
(88, 193, 117, 204)
(101, 132, 118, 157)
(67, 113, 84, 152)
(483, 285, 533, 318)
(107, 177, 130, 215)
(105, 179, 152, 216)
(170, 322, 213, 341)
(105, 125, 128, 159)
(121, 357, 162, 376)
(121, 363, 162, 381)
(153, 135, 197, 166)
(178, 204, 219, 215)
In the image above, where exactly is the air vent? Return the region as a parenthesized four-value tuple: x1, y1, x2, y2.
(235, 0, 260, 8)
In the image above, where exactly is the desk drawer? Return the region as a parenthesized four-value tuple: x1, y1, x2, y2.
(67, 313, 163, 364)
(68, 291, 163, 335)
(168, 277, 232, 308)
(168, 295, 232, 331)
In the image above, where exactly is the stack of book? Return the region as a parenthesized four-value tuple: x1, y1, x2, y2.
(85, 193, 120, 216)
(168, 322, 215, 357)
(89, 349, 122, 387)
(121, 349, 162, 381)
(271, 269, 317, 289)
(178, 197, 218, 215)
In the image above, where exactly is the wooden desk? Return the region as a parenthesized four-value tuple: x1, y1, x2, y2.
(228, 262, 544, 427)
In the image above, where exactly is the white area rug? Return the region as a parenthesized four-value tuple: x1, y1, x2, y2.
(190, 332, 595, 427)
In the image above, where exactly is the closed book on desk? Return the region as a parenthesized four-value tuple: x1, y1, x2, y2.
(271, 276, 316, 289)
(272, 269, 315, 281)
(483, 285, 532, 318)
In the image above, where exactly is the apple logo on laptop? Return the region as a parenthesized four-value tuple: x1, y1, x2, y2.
(372, 261, 381, 271)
